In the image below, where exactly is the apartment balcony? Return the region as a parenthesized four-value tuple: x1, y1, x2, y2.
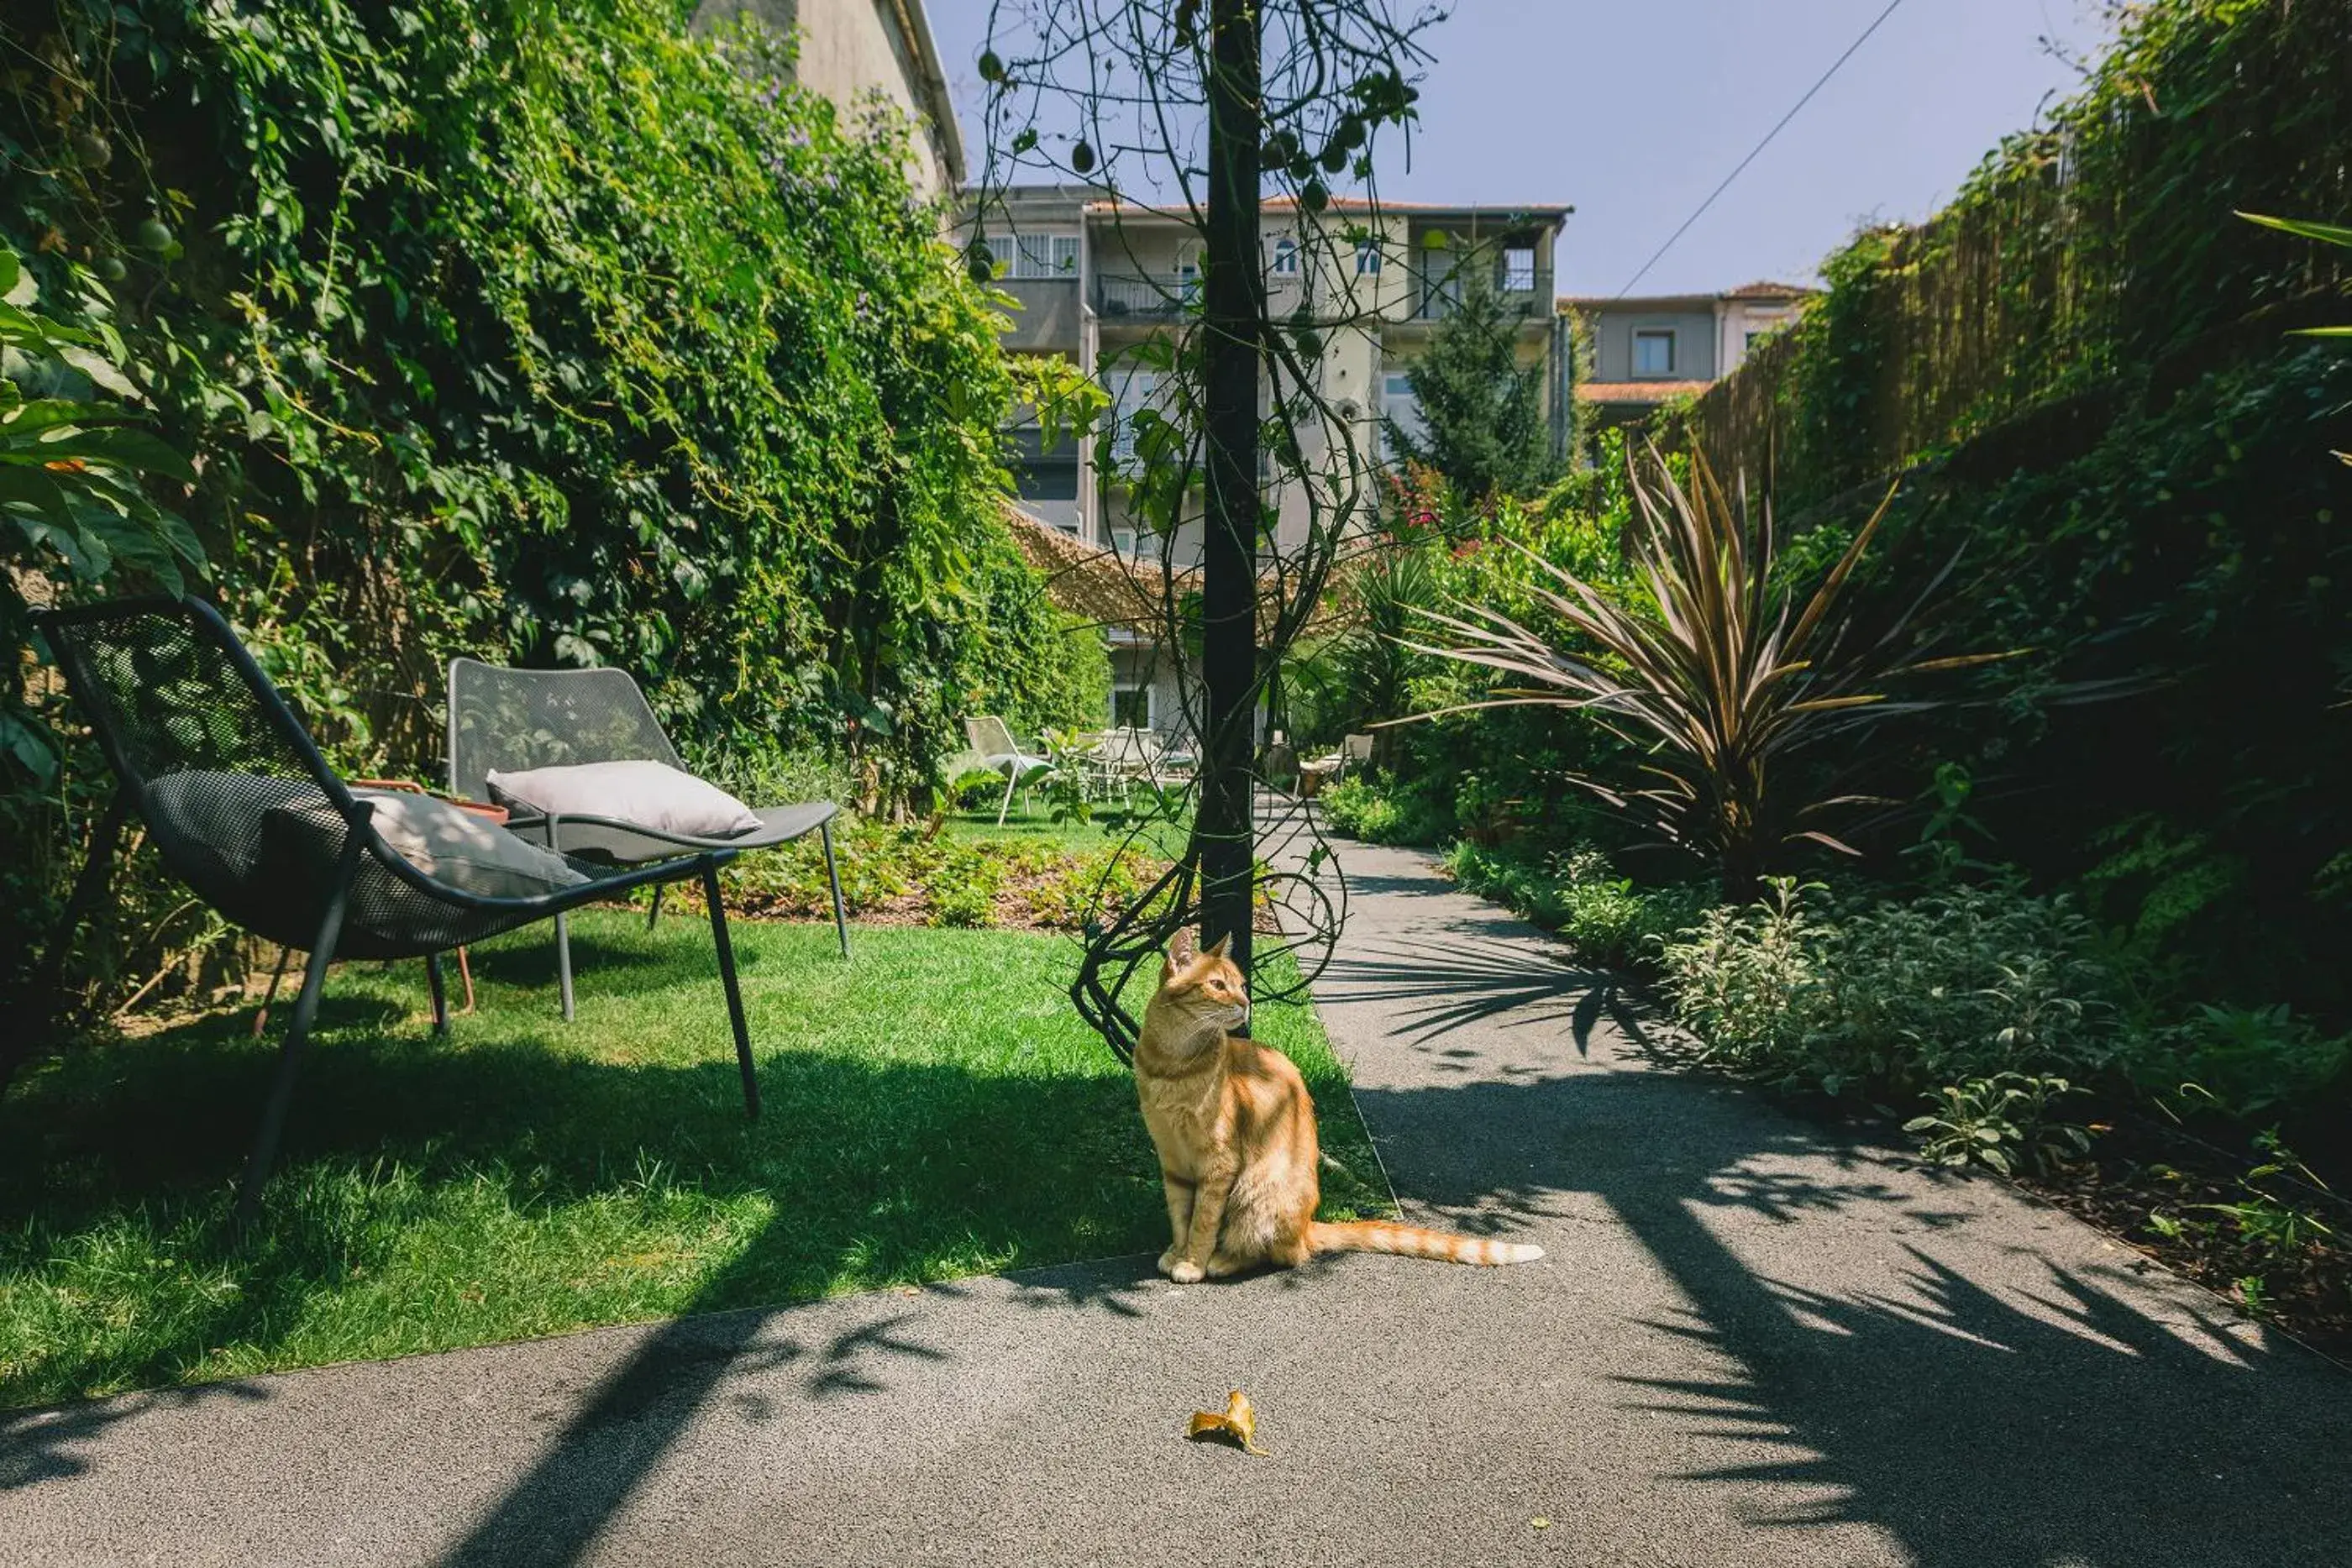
(1095, 273, 1199, 323)
(992, 275, 1084, 351)
(1404, 267, 1555, 324)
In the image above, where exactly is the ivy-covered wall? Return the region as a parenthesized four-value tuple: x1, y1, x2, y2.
(2, 0, 1106, 1010)
(1677, 0, 2351, 506)
(1651, 0, 2352, 1023)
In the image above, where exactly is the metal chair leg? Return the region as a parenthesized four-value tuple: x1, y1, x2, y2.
(426, 952, 449, 1035)
(554, 910, 575, 1022)
(236, 831, 365, 1226)
(822, 821, 851, 960)
(701, 862, 759, 1120)
(542, 817, 576, 1022)
(995, 767, 1017, 826)
(250, 945, 294, 1039)
(646, 885, 664, 931)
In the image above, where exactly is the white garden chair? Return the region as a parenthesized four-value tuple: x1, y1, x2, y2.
(1299, 732, 1373, 795)
(963, 715, 1052, 825)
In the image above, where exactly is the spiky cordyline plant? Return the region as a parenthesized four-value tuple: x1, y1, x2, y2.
(1406, 450, 1999, 900)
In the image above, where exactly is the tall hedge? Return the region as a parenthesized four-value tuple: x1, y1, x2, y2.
(1650, 0, 2352, 1023)
(1679, 0, 2352, 508)
(2, 0, 1105, 1012)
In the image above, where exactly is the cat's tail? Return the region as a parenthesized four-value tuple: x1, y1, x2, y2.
(1308, 1220, 1543, 1266)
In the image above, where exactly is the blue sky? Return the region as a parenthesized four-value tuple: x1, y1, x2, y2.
(927, 0, 2114, 297)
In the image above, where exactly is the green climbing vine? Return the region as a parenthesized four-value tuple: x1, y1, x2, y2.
(3, 0, 1106, 1016)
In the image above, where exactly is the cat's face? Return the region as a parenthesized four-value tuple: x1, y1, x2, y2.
(1157, 931, 1250, 1035)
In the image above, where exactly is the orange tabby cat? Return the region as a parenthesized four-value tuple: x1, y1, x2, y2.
(1135, 928, 1544, 1282)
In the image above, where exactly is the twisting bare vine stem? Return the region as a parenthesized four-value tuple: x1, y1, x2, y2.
(970, 0, 1446, 1057)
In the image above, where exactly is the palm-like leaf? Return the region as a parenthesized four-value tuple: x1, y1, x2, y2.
(1407, 448, 2000, 896)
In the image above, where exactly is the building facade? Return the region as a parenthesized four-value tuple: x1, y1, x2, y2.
(694, 0, 963, 197)
(968, 187, 1572, 740)
(1563, 281, 1814, 429)
(970, 189, 1572, 553)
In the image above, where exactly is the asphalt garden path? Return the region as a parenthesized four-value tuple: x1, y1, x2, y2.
(3, 833, 2345, 1566)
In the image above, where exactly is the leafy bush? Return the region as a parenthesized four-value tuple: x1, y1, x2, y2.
(1, 249, 202, 783)
(1317, 771, 1447, 846)
(1834, 343, 2352, 1027)
(4, 0, 1096, 1028)
(2120, 1004, 2351, 1124)
(721, 820, 1168, 934)
(2, 0, 1065, 784)
(1317, 774, 1390, 840)
(680, 746, 856, 821)
(1289, 446, 1645, 851)
(2183, 1134, 2338, 1263)
(1441, 841, 1704, 971)
(1658, 878, 2124, 1101)
(1413, 450, 1996, 899)
(2, 248, 207, 1059)
(1904, 1073, 2092, 1176)
(1644, 0, 2352, 1029)
(1654, 879, 1821, 1077)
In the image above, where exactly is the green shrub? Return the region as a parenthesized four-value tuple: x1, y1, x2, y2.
(1441, 841, 1704, 971)
(1318, 771, 1450, 847)
(2119, 1004, 2351, 1124)
(1319, 774, 1389, 841)
(1903, 1072, 2092, 1176)
(1657, 878, 2124, 1100)
(923, 849, 1003, 929)
(720, 819, 1168, 935)
(3, 0, 1095, 1027)
(1289, 450, 1647, 856)
(680, 746, 856, 817)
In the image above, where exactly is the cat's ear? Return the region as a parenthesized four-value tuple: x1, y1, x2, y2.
(1167, 926, 1197, 968)
(1205, 932, 1232, 961)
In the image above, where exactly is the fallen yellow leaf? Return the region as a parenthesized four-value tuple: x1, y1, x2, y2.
(1185, 1388, 1268, 1456)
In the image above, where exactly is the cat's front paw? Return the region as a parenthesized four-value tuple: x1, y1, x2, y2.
(1156, 1248, 1184, 1277)
(1167, 1259, 1205, 1285)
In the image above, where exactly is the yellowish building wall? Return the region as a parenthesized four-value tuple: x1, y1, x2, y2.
(695, 0, 960, 199)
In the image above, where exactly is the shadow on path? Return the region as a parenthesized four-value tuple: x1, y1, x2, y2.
(1326, 841, 2349, 1568)
(433, 868, 2349, 1566)
(11, 847, 2347, 1567)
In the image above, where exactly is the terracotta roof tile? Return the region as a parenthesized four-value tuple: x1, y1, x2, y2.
(1721, 280, 1817, 300)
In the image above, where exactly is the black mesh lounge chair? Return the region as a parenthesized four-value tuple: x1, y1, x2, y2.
(447, 658, 849, 1023)
(34, 596, 780, 1221)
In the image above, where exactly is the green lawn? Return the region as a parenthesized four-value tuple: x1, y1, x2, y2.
(0, 914, 1387, 1408)
(940, 797, 1192, 857)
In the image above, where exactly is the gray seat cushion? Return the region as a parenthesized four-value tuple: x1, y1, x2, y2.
(255, 784, 588, 900)
(486, 759, 763, 840)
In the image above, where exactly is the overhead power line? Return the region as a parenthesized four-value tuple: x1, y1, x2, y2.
(1614, 0, 1908, 299)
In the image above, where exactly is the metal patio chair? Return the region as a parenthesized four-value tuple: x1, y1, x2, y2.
(961, 715, 1052, 826)
(33, 596, 777, 1222)
(1299, 732, 1373, 797)
(448, 658, 850, 1024)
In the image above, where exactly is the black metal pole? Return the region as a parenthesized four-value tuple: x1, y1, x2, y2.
(1195, 0, 1263, 979)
